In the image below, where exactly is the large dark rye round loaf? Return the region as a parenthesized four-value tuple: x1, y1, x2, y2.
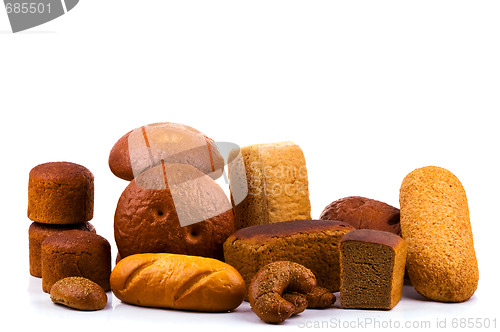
(114, 163, 234, 260)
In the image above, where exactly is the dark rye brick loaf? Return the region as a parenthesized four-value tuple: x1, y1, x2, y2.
(340, 229, 407, 309)
(223, 219, 355, 297)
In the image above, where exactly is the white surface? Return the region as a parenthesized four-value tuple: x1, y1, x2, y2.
(22, 277, 497, 331)
(1, 1, 499, 331)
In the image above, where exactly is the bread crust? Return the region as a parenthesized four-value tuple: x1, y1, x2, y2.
(228, 219, 353, 241)
(341, 228, 405, 249)
(110, 253, 245, 312)
(399, 166, 478, 302)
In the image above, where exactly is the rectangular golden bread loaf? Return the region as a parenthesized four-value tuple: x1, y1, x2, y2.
(228, 141, 311, 230)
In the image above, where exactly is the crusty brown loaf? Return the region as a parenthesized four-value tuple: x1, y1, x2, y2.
(29, 221, 95, 277)
(50, 277, 107, 311)
(223, 219, 355, 296)
(340, 229, 407, 309)
(41, 230, 111, 293)
(228, 141, 311, 230)
(28, 162, 94, 224)
(114, 163, 234, 260)
(110, 253, 246, 312)
(108, 122, 224, 181)
(320, 196, 401, 235)
(399, 166, 478, 302)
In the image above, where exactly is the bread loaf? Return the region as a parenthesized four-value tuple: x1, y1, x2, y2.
(29, 221, 96, 277)
(228, 141, 311, 230)
(110, 253, 246, 312)
(114, 163, 234, 260)
(223, 219, 355, 295)
(340, 229, 407, 309)
(28, 162, 94, 224)
(109, 122, 224, 181)
(41, 230, 111, 293)
(50, 277, 107, 311)
(320, 196, 400, 235)
(399, 166, 478, 302)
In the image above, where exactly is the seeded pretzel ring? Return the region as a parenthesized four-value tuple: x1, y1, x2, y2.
(248, 261, 335, 323)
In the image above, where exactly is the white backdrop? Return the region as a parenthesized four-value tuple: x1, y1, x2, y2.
(1, 1, 499, 331)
